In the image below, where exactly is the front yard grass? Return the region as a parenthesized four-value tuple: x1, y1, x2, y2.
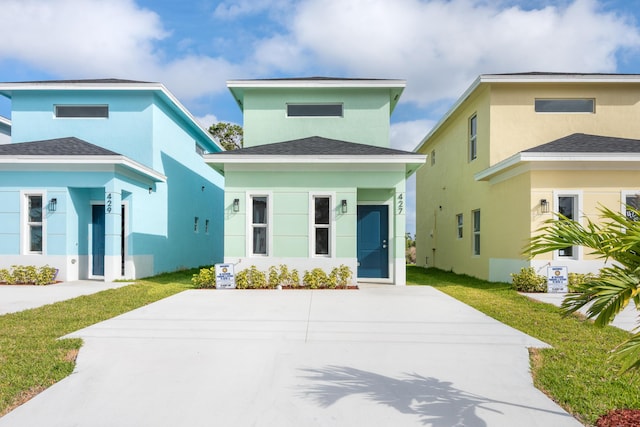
(407, 266, 640, 426)
(0, 269, 195, 416)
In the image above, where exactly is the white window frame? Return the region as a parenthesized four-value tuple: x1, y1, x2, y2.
(553, 190, 583, 260)
(472, 209, 480, 256)
(456, 213, 463, 239)
(469, 114, 477, 161)
(309, 192, 335, 257)
(21, 191, 46, 255)
(246, 192, 272, 257)
(621, 190, 640, 221)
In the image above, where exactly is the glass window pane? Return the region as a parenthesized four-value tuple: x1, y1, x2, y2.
(315, 228, 329, 255)
(287, 104, 343, 117)
(29, 196, 42, 222)
(55, 105, 109, 118)
(315, 197, 330, 225)
(252, 197, 267, 224)
(473, 235, 480, 255)
(626, 195, 640, 221)
(30, 225, 42, 252)
(470, 115, 477, 137)
(253, 227, 267, 254)
(558, 197, 574, 219)
(535, 99, 594, 113)
(473, 210, 480, 232)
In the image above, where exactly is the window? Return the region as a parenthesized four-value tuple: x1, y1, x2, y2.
(252, 196, 268, 255)
(534, 99, 594, 113)
(472, 210, 480, 255)
(313, 196, 331, 256)
(287, 103, 343, 117)
(624, 193, 640, 221)
(194, 217, 199, 233)
(55, 105, 109, 118)
(431, 150, 436, 166)
(205, 219, 210, 234)
(26, 194, 43, 253)
(456, 214, 463, 239)
(469, 114, 477, 161)
(557, 196, 577, 257)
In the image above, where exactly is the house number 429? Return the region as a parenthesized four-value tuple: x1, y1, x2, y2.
(106, 193, 113, 214)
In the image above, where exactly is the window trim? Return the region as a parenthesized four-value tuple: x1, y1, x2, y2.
(456, 213, 463, 239)
(472, 209, 480, 256)
(54, 104, 109, 119)
(309, 193, 335, 258)
(469, 114, 477, 161)
(286, 103, 344, 118)
(553, 190, 583, 260)
(246, 192, 272, 257)
(22, 191, 46, 255)
(534, 98, 595, 114)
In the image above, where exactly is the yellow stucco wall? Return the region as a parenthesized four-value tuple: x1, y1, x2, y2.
(416, 79, 640, 281)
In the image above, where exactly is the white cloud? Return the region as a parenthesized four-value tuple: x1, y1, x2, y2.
(253, 0, 640, 106)
(195, 114, 218, 130)
(213, 0, 294, 19)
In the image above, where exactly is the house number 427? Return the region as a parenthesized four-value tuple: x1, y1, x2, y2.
(397, 193, 404, 214)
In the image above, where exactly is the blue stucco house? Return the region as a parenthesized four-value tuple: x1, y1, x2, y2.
(0, 79, 224, 282)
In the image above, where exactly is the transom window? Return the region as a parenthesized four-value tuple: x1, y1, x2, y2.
(26, 194, 43, 253)
(534, 99, 594, 113)
(469, 114, 477, 161)
(314, 196, 331, 256)
(55, 105, 109, 118)
(456, 213, 463, 239)
(472, 210, 480, 255)
(625, 193, 640, 221)
(252, 196, 268, 255)
(287, 103, 343, 117)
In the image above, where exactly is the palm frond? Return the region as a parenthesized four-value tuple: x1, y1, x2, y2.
(612, 330, 640, 374)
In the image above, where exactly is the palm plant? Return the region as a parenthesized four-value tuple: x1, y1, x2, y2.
(526, 205, 640, 373)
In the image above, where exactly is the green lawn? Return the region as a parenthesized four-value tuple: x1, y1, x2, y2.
(0, 269, 195, 416)
(407, 266, 640, 426)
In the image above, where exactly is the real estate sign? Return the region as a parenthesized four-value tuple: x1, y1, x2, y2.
(547, 266, 568, 293)
(215, 263, 236, 289)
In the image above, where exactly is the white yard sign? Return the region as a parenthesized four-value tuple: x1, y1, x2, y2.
(215, 264, 236, 289)
(547, 266, 568, 293)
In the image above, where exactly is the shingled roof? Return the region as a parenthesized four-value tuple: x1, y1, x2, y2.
(0, 137, 120, 156)
(524, 133, 640, 153)
(211, 136, 419, 156)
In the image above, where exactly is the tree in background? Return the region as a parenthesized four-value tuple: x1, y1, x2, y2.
(406, 233, 416, 264)
(527, 206, 640, 373)
(208, 122, 243, 151)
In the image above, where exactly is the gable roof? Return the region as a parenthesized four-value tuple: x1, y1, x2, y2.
(524, 133, 640, 153)
(205, 136, 426, 177)
(0, 79, 222, 153)
(227, 77, 406, 114)
(476, 133, 640, 182)
(0, 136, 165, 182)
(414, 72, 640, 153)
(0, 136, 119, 156)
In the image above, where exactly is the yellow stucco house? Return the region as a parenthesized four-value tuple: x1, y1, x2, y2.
(414, 72, 640, 282)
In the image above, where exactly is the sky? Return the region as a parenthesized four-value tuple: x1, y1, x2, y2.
(1, 0, 640, 233)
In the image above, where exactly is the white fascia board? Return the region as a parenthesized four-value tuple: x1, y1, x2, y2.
(0, 116, 10, 126)
(413, 73, 640, 153)
(475, 152, 640, 181)
(226, 79, 406, 89)
(0, 155, 166, 182)
(0, 81, 223, 153)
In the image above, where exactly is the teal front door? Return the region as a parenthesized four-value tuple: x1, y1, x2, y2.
(357, 205, 389, 278)
(92, 205, 105, 276)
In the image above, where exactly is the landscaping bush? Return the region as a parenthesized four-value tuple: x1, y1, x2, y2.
(0, 265, 58, 286)
(303, 268, 329, 289)
(568, 272, 598, 293)
(235, 265, 267, 289)
(191, 266, 216, 289)
(511, 267, 547, 292)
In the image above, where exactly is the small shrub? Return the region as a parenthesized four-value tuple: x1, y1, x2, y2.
(290, 269, 300, 288)
(268, 266, 279, 289)
(235, 265, 267, 289)
(192, 266, 216, 289)
(278, 265, 300, 288)
(568, 272, 598, 293)
(303, 268, 329, 289)
(0, 268, 13, 284)
(511, 267, 547, 292)
(1, 265, 57, 285)
(33, 266, 58, 286)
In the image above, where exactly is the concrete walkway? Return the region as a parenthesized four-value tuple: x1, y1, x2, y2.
(0, 285, 582, 427)
(0, 280, 131, 315)
(523, 292, 638, 332)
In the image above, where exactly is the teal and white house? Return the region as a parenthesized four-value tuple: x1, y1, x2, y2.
(206, 78, 425, 285)
(0, 79, 224, 282)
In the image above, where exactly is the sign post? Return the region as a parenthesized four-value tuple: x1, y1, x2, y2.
(215, 263, 236, 289)
(547, 266, 568, 293)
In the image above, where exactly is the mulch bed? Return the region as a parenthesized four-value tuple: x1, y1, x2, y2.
(596, 409, 640, 427)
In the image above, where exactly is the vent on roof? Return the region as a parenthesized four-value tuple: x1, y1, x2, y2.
(55, 105, 109, 118)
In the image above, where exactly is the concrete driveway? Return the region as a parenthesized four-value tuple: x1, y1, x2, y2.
(0, 286, 582, 427)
